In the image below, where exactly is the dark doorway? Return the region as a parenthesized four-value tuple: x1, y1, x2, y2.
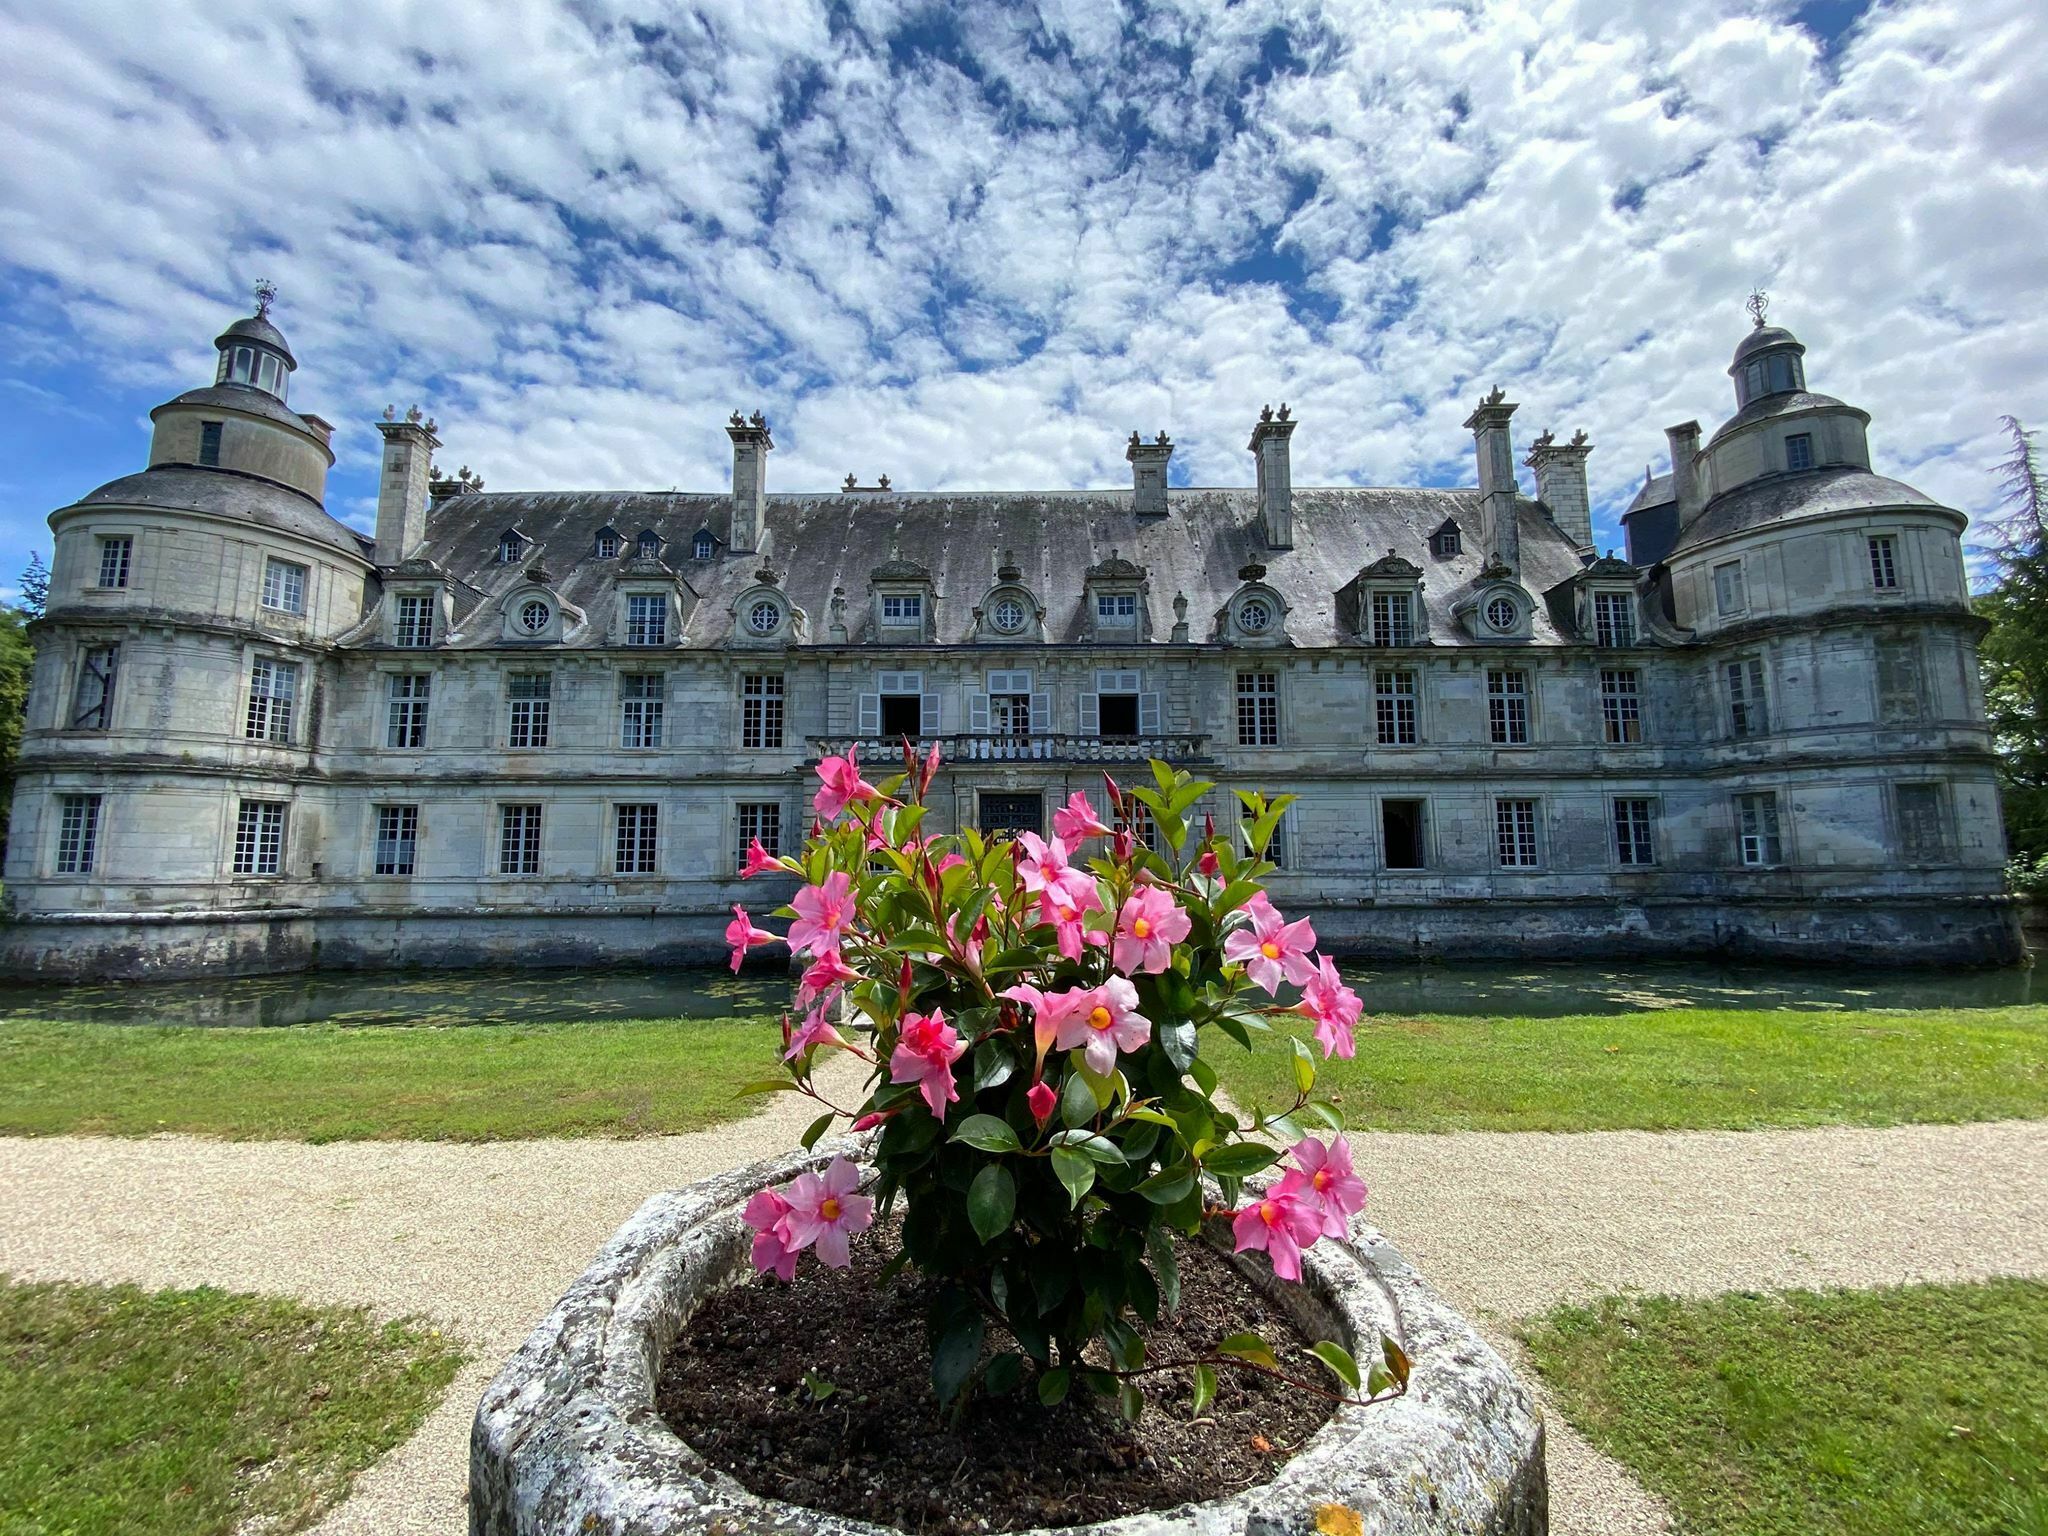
(979, 793, 1043, 839)
(1382, 799, 1426, 869)
(1098, 693, 1139, 737)
(879, 693, 921, 738)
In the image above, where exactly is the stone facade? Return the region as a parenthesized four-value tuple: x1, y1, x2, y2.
(1, 303, 2020, 978)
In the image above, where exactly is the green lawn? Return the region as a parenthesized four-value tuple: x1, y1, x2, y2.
(1522, 1280, 2048, 1536)
(0, 1277, 464, 1536)
(1214, 1004, 2048, 1133)
(0, 1016, 778, 1141)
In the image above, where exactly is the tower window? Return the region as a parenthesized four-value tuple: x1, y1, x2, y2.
(1726, 658, 1769, 737)
(1785, 433, 1813, 471)
(199, 421, 223, 466)
(261, 558, 307, 615)
(72, 644, 118, 729)
(244, 658, 300, 744)
(1713, 560, 1746, 616)
(56, 794, 102, 875)
(97, 536, 132, 590)
(1868, 535, 1899, 591)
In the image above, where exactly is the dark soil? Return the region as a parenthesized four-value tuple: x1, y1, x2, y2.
(655, 1228, 1336, 1534)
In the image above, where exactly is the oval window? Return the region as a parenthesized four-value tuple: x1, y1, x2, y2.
(748, 600, 781, 635)
(519, 600, 551, 633)
(1486, 596, 1517, 632)
(992, 597, 1026, 633)
(1239, 598, 1272, 633)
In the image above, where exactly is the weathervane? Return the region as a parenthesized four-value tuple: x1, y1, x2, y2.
(1745, 288, 1770, 329)
(253, 279, 278, 317)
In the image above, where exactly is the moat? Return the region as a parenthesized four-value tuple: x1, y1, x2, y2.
(0, 958, 2036, 1030)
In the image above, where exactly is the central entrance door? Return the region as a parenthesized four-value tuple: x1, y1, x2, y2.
(978, 792, 1044, 840)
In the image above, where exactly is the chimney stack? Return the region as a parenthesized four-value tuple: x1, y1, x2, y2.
(1463, 387, 1520, 572)
(374, 406, 439, 565)
(1249, 404, 1297, 549)
(726, 409, 773, 553)
(1525, 427, 1595, 552)
(1664, 421, 1703, 524)
(1126, 430, 1173, 518)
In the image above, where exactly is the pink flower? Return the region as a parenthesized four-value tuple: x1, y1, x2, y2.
(1113, 886, 1190, 975)
(813, 746, 880, 822)
(1230, 1187, 1323, 1282)
(725, 904, 778, 973)
(1037, 868, 1105, 962)
(743, 1188, 799, 1281)
(1298, 954, 1363, 1060)
(787, 872, 856, 958)
(1277, 1136, 1369, 1238)
(1053, 792, 1111, 844)
(796, 947, 859, 1005)
(1027, 1080, 1058, 1123)
(889, 1008, 967, 1118)
(1000, 982, 1091, 1073)
(1015, 831, 1073, 895)
(740, 838, 783, 879)
(781, 1156, 875, 1268)
(1222, 893, 1318, 996)
(1053, 976, 1151, 1076)
(783, 1004, 847, 1062)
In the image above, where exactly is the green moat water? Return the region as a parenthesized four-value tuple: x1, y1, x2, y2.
(0, 959, 2036, 1029)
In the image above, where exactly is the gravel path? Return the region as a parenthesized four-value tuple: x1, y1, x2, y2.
(4, 1102, 2044, 1535)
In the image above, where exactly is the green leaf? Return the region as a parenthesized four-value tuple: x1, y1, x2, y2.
(984, 1352, 1023, 1397)
(800, 1113, 834, 1151)
(932, 1312, 986, 1407)
(802, 1368, 838, 1402)
(1291, 1035, 1317, 1095)
(1310, 1341, 1361, 1390)
(1117, 1380, 1144, 1423)
(1215, 1331, 1279, 1372)
(1188, 1057, 1219, 1097)
(1190, 1362, 1217, 1415)
(1046, 1129, 1125, 1163)
(1214, 878, 1263, 916)
(1060, 1070, 1099, 1129)
(1135, 1164, 1195, 1205)
(971, 1040, 1016, 1093)
(1050, 1146, 1096, 1207)
(1124, 1105, 1178, 1127)
(1147, 1226, 1181, 1313)
(950, 1113, 1022, 1154)
(1102, 1316, 1145, 1372)
(1159, 1017, 1198, 1073)
(1365, 1362, 1393, 1397)
(1212, 1013, 1254, 1052)
(1202, 1142, 1281, 1177)
(967, 1163, 1016, 1243)
(1037, 1366, 1071, 1406)
(736, 1078, 798, 1097)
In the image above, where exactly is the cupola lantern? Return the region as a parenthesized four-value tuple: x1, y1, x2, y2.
(212, 281, 297, 402)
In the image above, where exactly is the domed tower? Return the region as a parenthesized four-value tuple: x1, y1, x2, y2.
(2, 289, 375, 973)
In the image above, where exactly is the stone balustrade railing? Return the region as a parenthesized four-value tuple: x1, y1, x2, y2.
(807, 733, 1208, 765)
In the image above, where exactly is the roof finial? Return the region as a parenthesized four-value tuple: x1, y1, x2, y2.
(253, 279, 277, 317)
(1745, 288, 1770, 329)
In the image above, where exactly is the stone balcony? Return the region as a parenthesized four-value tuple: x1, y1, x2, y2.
(807, 732, 1209, 766)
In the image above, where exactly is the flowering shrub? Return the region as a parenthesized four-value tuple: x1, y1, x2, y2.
(731, 743, 1411, 1414)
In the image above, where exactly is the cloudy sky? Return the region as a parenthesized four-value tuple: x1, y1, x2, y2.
(2, 0, 2044, 592)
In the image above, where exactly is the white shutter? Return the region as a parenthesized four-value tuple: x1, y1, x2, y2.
(969, 693, 990, 733)
(857, 693, 880, 734)
(920, 693, 941, 735)
(1139, 692, 1162, 734)
(1080, 693, 1099, 736)
(1030, 692, 1050, 734)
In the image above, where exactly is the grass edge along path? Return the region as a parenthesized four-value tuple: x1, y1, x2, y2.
(0, 1015, 779, 1142)
(1214, 1003, 2048, 1134)
(0, 1276, 465, 1536)
(1519, 1278, 2048, 1536)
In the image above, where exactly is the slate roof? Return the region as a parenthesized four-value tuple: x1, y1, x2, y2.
(410, 486, 1593, 650)
(1671, 467, 1949, 554)
(1625, 473, 1675, 517)
(151, 385, 318, 436)
(60, 466, 371, 560)
(1706, 389, 1862, 446)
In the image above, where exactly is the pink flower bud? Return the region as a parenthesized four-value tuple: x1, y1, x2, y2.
(1103, 771, 1123, 812)
(1028, 1081, 1057, 1123)
(1198, 848, 1220, 876)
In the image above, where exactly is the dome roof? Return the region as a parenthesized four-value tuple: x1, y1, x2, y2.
(1729, 323, 1803, 372)
(214, 311, 296, 369)
(58, 466, 368, 560)
(1672, 466, 1950, 555)
(153, 384, 315, 436)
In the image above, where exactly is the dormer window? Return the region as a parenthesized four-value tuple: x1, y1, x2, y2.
(1430, 522, 1461, 559)
(498, 530, 527, 563)
(1594, 591, 1635, 647)
(881, 594, 923, 625)
(693, 532, 714, 560)
(1096, 593, 1137, 624)
(1372, 592, 1414, 646)
(1485, 595, 1519, 632)
(637, 530, 662, 559)
(595, 529, 620, 559)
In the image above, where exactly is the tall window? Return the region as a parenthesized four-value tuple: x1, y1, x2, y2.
(1374, 669, 1417, 746)
(1487, 669, 1530, 745)
(1736, 792, 1783, 866)
(1714, 561, 1746, 616)
(97, 536, 132, 590)
(394, 595, 435, 648)
(1868, 535, 1899, 591)
(373, 805, 418, 876)
(1236, 672, 1279, 747)
(56, 794, 101, 874)
(498, 804, 543, 876)
(233, 800, 286, 875)
(198, 420, 223, 466)
(615, 803, 659, 875)
(1726, 658, 1768, 737)
(1612, 798, 1656, 866)
(1600, 668, 1643, 744)
(507, 673, 551, 748)
(1495, 799, 1539, 868)
(1785, 433, 1813, 471)
(1896, 783, 1949, 860)
(626, 594, 668, 646)
(620, 673, 665, 748)
(1593, 591, 1634, 647)
(741, 674, 784, 749)
(386, 674, 431, 748)
(261, 558, 307, 615)
(72, 644, 118, 729)
(737, 802, 782, 868)
(1370, 590, 1414, 646)
(244, 658, 300, 743)
(982, 670, 1036, 735)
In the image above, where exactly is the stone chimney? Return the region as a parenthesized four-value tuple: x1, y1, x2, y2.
(374, 406, 439, 565)
(725, 409, 773, 553)
(1126, 430, 1173, 518)
(1665, 420, 1703, 523)
(1249, 404, 1297, 549)
(1463, 387, 1520, 572)
(1525, 427, 1594, 552)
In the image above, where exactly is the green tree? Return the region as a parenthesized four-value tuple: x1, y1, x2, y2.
(17, 552, 48, 619)
(0, 605, 30, 862)
(1976, 417, 2048, 873)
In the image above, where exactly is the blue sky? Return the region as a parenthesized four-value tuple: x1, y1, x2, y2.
(2, 0, 2045, 596)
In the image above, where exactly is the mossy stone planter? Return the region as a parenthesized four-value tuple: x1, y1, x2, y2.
(470, 1142, 1547, 1534)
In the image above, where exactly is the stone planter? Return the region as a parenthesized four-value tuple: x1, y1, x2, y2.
(470, 1142, 1547, 1535)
